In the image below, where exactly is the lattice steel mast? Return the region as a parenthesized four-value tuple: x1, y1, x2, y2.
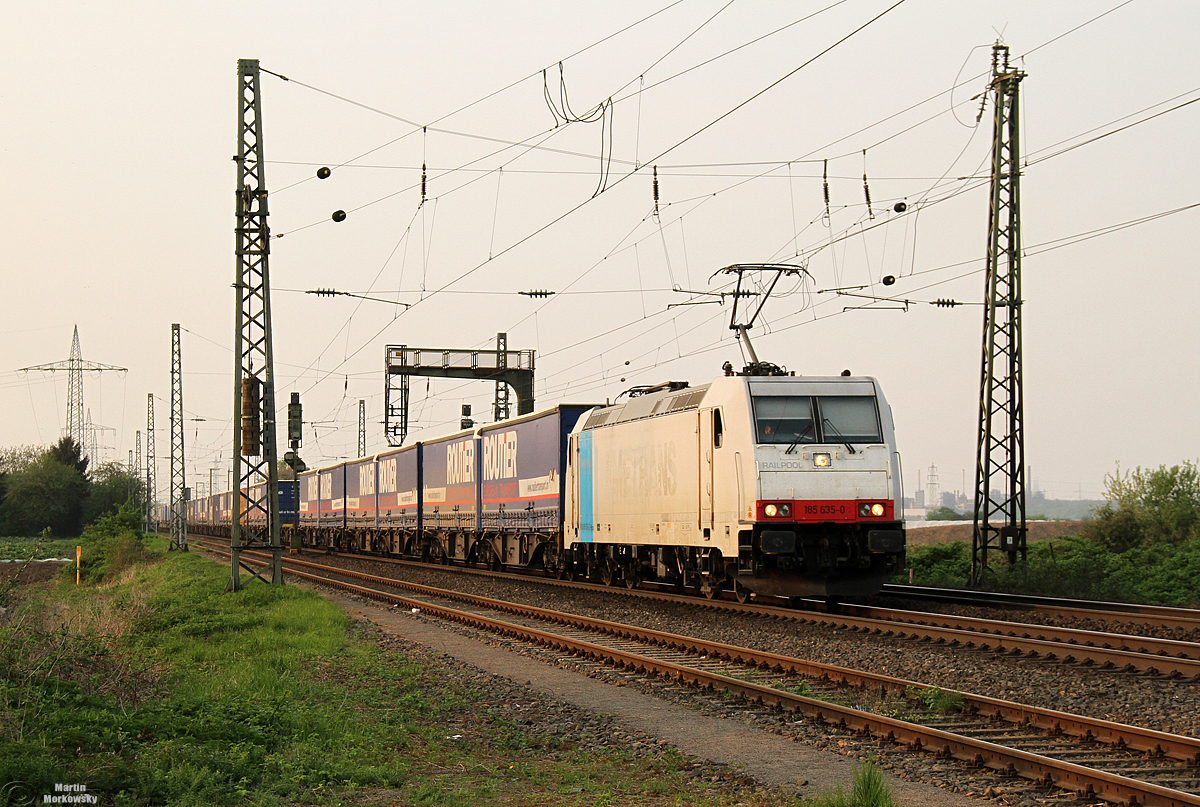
(971, 44, 1027, 584)
(146, 393, 156, 532)
(231, 58, 283, 589)
(493, 332, 511, 422)
(133, 430, 141, 504)
(170, 323, 188, 552)
(358, 399, 367, 457)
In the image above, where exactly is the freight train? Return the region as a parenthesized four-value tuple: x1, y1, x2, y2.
(182, 372, 905, 599)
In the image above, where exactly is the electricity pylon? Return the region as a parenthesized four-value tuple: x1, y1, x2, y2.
(19, 325, 126, 460)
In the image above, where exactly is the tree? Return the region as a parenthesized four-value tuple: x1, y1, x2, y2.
(926, 506, 971, 521)
(4, 455, 89, 536)
(0, 445, 43, 474)
(83, 461, 145, 526)
(47, 436, 89, 479)
(1085, 461, 1200, 552)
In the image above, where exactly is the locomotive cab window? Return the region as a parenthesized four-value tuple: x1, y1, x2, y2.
(713, 408, 724, 448)
(752, 394, 882, 446)
(816, 396, 882, 444)
(752, 396, 815, 444)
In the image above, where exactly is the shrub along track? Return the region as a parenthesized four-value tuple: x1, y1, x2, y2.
(193, 538, 1200, 807)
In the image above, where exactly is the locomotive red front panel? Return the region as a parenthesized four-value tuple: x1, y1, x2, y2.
(755, 500, 896, 522)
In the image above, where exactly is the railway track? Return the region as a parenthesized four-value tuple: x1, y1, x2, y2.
(190, 535, 1200, 679)
(879, 586, 1200, 633)
(194, 540, 1200, 807)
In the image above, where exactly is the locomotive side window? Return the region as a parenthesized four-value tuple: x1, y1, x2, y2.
(713, 409, 724, 448)
(752, 396, 815, 444)
(815, 396, 882, 444)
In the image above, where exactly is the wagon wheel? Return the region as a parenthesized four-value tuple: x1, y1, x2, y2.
(598, 561, 617, 587)
(541, 548, 560, 579)
(702, 578, 724, 600)
(622, 564, 639, 589)
(479, 541, 503, 572)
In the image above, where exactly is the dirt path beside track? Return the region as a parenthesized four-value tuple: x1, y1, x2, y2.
(318, 587, 987, 807)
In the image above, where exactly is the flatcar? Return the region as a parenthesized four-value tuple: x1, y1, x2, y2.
(296, 404, 591, 569)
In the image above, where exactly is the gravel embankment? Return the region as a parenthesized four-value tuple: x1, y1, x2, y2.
(317, 555, 1200, 739)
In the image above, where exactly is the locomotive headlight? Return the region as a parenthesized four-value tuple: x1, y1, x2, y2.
(871, 503, 885, 517)
(779, 503, 791, 517)
(765, 504, 778, 517)
(813, 453, 831, 467)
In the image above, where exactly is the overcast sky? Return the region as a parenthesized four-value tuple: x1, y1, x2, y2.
(2, 0, 1197, 504)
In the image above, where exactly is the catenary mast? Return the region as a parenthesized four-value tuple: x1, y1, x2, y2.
(971, 44, 1027, 584)
(170, 324, 188, 552)
(231, 58, 283, 589)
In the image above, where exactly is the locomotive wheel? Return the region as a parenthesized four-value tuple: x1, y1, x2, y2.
(599, 562, 616, 587)
(733, 581, 752, 604)
(702, 579, 724, 600)
(623, 567, 639, 589)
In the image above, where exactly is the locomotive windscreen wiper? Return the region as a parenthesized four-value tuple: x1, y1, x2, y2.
(784, 422, 814, 454)
(822, 418, 856, 455)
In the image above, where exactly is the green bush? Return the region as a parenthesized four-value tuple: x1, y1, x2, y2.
(71, 505, 148, 585)
(901, 540, 971, 587)
(900, 530, 1200, 606)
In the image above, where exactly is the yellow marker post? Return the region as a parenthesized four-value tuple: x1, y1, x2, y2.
(76, 545, 81, 585)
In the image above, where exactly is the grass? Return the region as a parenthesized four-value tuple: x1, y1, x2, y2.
(808, 760, 896, 807)
(0, 536, 809, 806)
(905, 686, 963, 716)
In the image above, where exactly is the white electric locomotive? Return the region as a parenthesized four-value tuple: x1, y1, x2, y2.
(562, 373, 905, 599)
